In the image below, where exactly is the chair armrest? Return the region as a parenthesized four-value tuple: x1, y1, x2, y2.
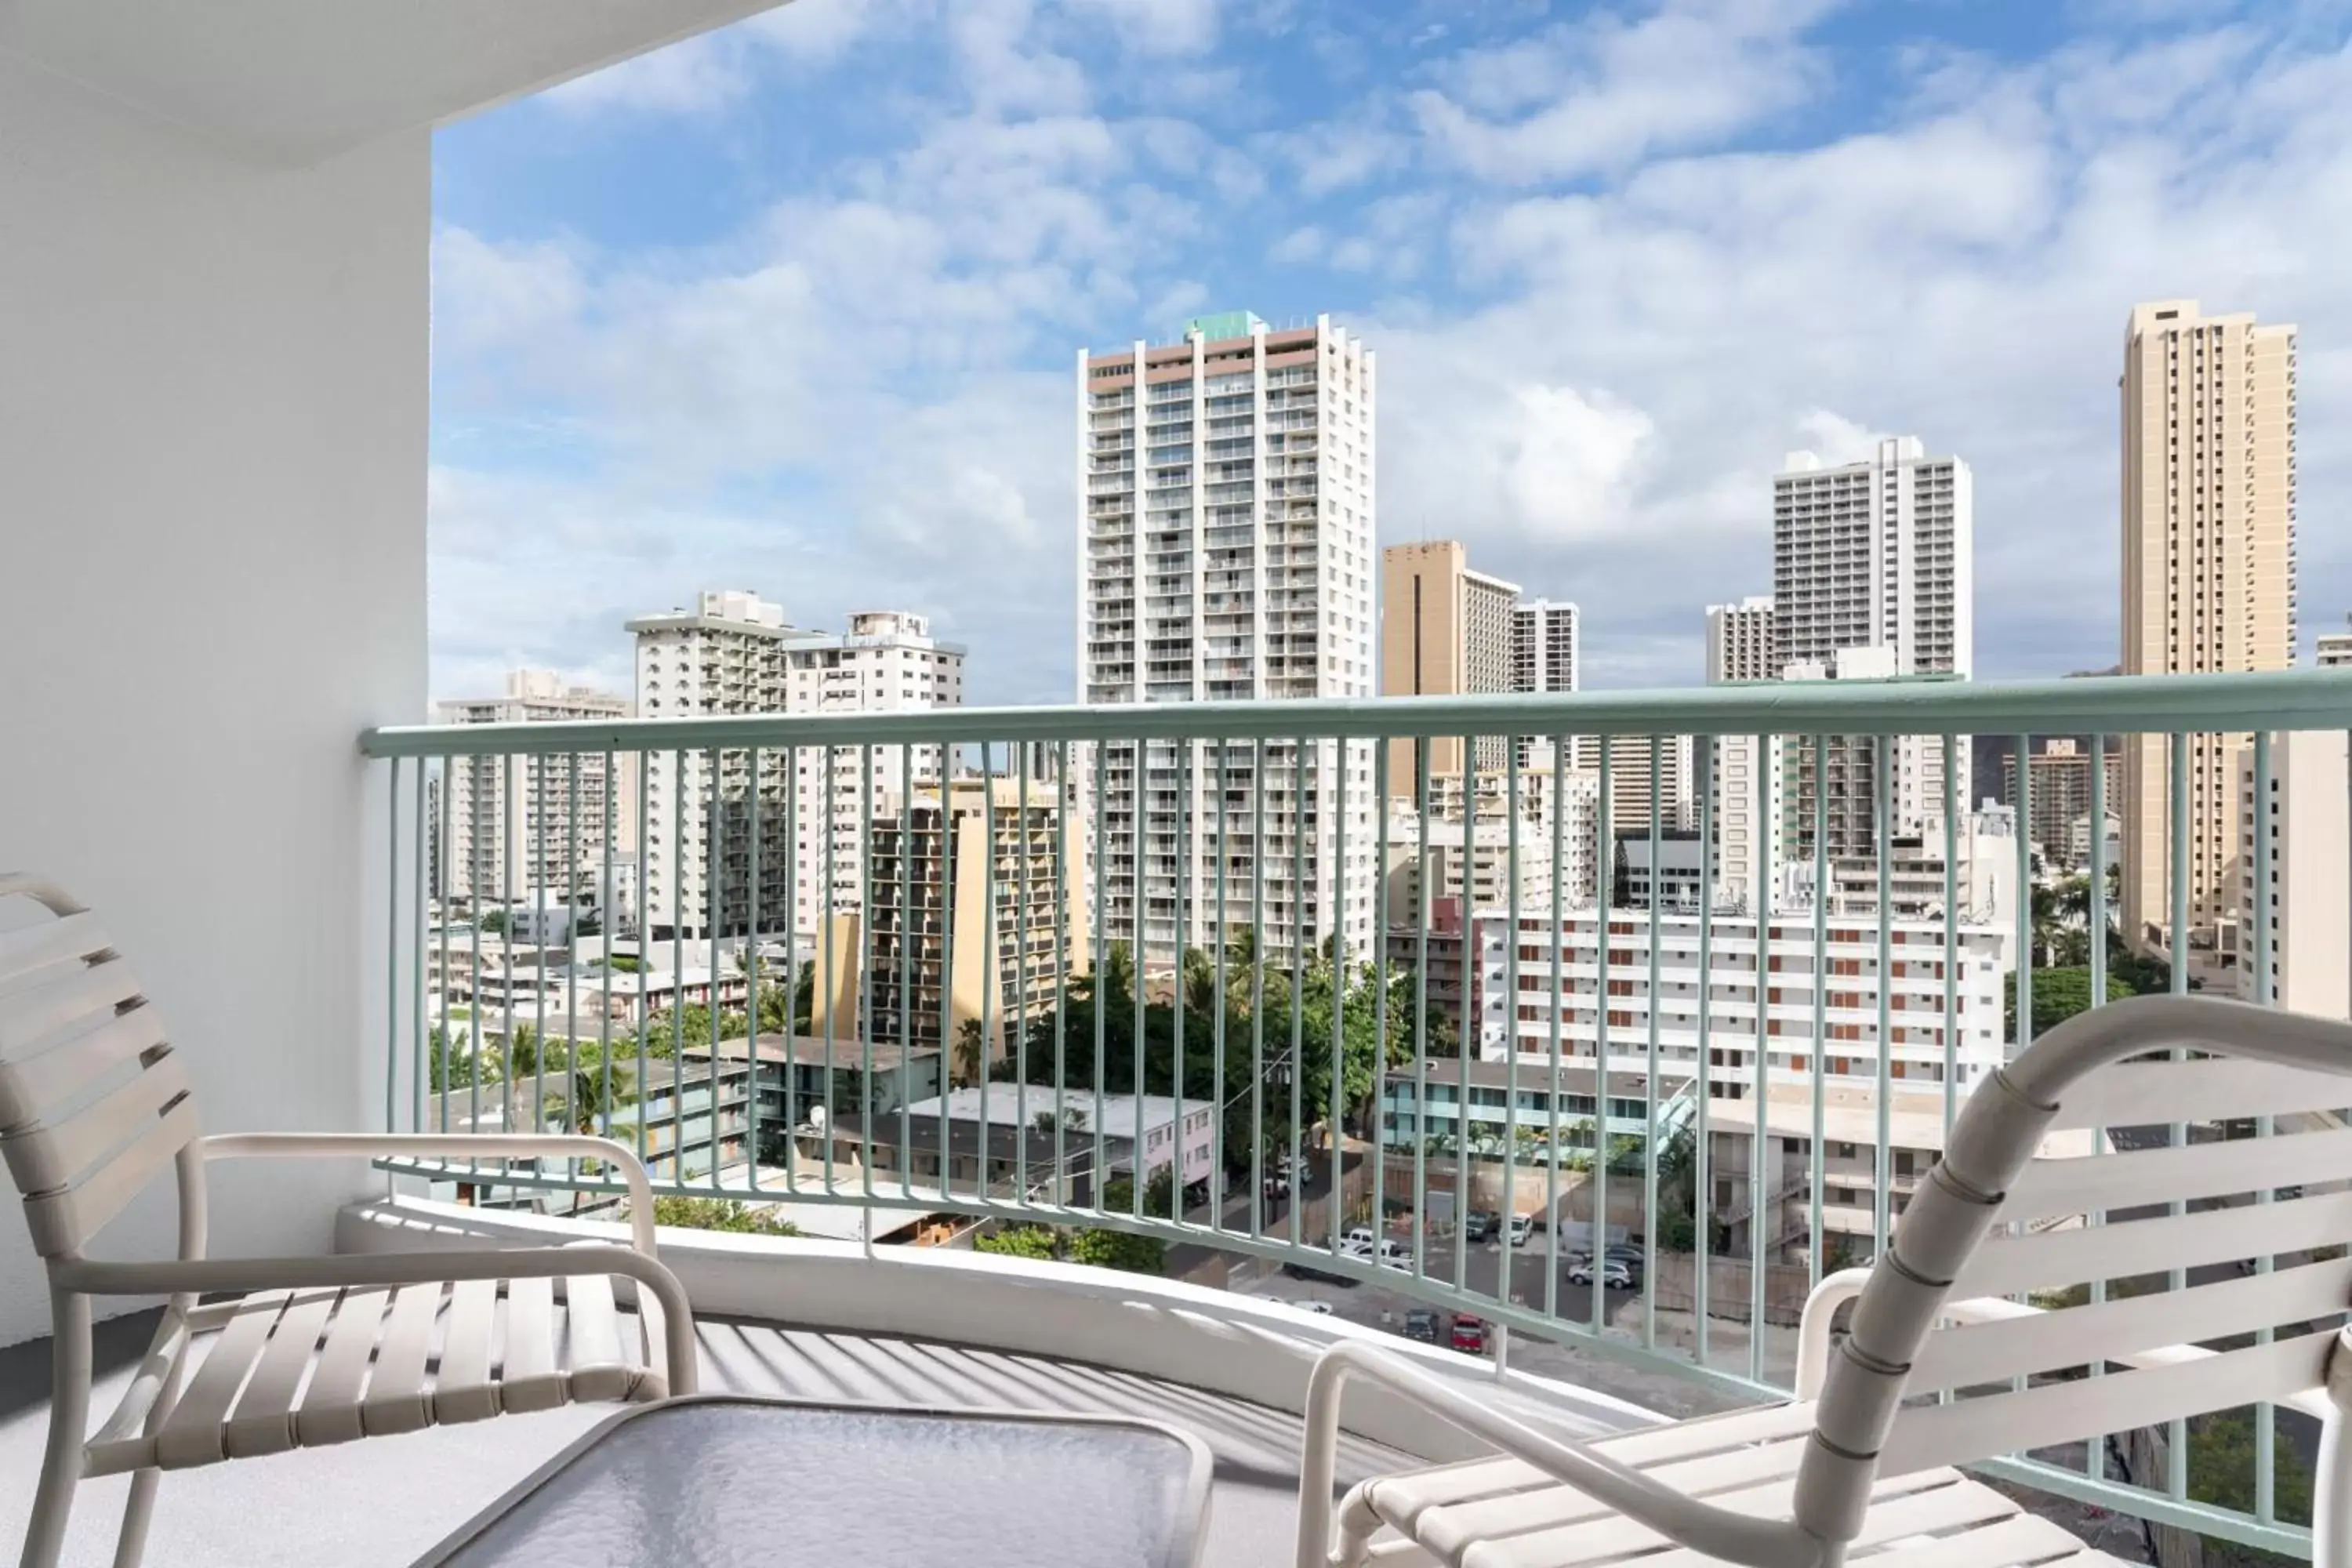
(197, 1132, 657, 1254)
(53, 1244, 699, 1398)
(1794, 1268, 1872, 1399)
(1295, 1339, 1826, 1568)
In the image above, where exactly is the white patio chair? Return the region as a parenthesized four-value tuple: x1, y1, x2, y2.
(1297, 993, 2352, 1566)
(0, 875, 698, 1568)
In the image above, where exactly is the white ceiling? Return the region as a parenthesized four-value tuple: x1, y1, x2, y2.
(0, 0, 793, 164)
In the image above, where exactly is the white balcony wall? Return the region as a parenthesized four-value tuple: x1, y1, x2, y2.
(0, 56, 428, 1345)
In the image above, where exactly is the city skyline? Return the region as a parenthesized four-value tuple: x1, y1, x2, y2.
(425, 2, 2352, 711)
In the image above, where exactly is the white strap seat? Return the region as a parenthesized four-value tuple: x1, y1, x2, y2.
(87, 1275, 673, 1476)
(1349, 1399, 2118, 1567)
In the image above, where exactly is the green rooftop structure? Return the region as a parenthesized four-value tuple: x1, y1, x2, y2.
(1182, 309, 1267, 343)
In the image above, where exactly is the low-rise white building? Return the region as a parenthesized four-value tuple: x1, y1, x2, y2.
(1472, 906, 2009, 1102)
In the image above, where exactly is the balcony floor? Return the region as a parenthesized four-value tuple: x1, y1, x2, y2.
(0, 1305, 1458, 1567)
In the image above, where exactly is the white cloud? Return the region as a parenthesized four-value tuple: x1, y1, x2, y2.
(1065, 0, 1221, 55)
(540, 31, 755, 116)
(441, 5, 2352, 703)
(1411, 0, 1835, 183)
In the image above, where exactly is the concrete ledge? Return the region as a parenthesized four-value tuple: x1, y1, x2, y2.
(339, 1196, 1658, 1463)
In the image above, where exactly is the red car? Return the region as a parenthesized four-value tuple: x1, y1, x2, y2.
(1450, 1316, 1487, 1354)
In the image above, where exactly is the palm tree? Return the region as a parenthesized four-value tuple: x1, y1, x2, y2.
(953, 1017, 987, 1087)
(564, 1059, 637, 1137)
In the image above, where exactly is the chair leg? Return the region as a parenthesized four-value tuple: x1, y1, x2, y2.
(110, 1471, 161, 1568)
(21, 1291, 91, 1568)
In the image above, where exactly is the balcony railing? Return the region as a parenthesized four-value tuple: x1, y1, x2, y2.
(361, 669, 2352, 1560)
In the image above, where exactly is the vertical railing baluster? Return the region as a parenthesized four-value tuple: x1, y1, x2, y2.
(412, 758, 426, 1140)
(635, 754, 649, 1176)
(1643, 736, 1661, 1354)
(2254, 727, 2276, 1525)
(470, 757, 484, 1185)
(900, 745, 916, 1202)
(1173, 739, 1186, 1229)
(1454, 731, 1472, 1294)
(706, 746, 721, 1195)
(1293, 738, 1307, 1248)
(1809, 735, 1827, 1288)
(437, 756, 452, 1149)
(746, 746, 762, 1191)
(1095, 742, 1109, 1210)
(1942, 734, 1958, 1138)
(1331, 738, 1347, 1260)
(506, 750, 520, 1203)
(1873, 735, 1893, 1258)
(1016, 745, 1031, 1207)
(861, 742, 877, 1204)
(781, 746, 797, 1190)
(1546, 737, 1566, 1325)
(1750, 730, 1769, 1384)
(2085, 731, 2110, 1479)
(600, 753, 615, 1145)
(1411, 739, 1429, 1283)
(822, 745, 837, 1195)
(1504, 742, 1521, 1312)
(1592, 739, 1612, 1332)
(1252, 737, 1267, 1241)
(2168, 729, 2190, 1505)
(987, 746, 1003, 1204)
(669, 748, 684, 1185)
(1370, 740, 1387, 1262)
(1218, 739, 1232, 1235)
(1135, 738, 1149, 1223)
(1696, 734, 1713, 1365)
(535, 756, 549, 1165)
(1052, 741, 1069, 1207)
(565, 754, 579, 1184)
(387, 756, 402, 1144)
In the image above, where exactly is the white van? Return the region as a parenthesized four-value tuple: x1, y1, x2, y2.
(1508, 1212, 1534, 1247)
(1339, 1226, 1377, 1258)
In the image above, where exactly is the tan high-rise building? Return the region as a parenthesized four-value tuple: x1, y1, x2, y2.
(816, 778, 1090, 1083)
(1381, 541, 1519, 792)
(437, 670, 633, 910)
(2121, 300, 2299, 955)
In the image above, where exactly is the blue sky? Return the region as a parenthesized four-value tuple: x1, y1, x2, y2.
(428, 0, 2352, 707)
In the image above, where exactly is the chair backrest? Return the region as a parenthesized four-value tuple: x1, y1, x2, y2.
(1795, 996, 2352, 1543)
(0, 875, 201, 1258)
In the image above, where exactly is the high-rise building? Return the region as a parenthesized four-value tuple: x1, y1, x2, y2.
(1511, 598, 1580, 695)
(2004, 739, 2096, 868)
(1077, 310, 1377, 966)
(2121, 299, 2299, 956)
(784, 610, 964, 940)
(2317, 613, 2352, 668)
(438, 669, 633, 913)
(631, 593, 964, 943)
(1569, 734, 1693, 833)
(821, 778, 1088, 1082)
(1775, 439, 1973, 852)
(1380, 540, 1518, 786)
(1705, 596, 1776, 684)
(1704, 596, 1784, 907)
(2237, 732, 2348, 1020)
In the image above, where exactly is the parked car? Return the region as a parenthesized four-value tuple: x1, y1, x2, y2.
(1569, 1257, 1635, 1289)
(1464, 1210, 1501, 1243)
(1375, 1240, 1414, 1271)
(1450, 1316, 1488, 1354)
(1402, 1308, 1441, 1343)
(1508, 1212, 1535, 1247)
(1339, 1226, 1377, 1258)
(1300, 1300, 1334, 1316)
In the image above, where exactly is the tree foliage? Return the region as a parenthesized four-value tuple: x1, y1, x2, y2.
(2005, 967, 2135, 1041)
(973, 1219, 1165, 1276)
(1004, 936, 1453, 1172)
(974, 1225, 1060, 1261)
(645, 1196, 802, 1236)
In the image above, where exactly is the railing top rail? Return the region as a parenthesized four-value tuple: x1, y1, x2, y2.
(361, 670, 2352, 758)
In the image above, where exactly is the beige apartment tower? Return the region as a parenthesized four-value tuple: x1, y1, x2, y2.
(2120, 300, 2299, 956)
(1381, 541, 1519, 791)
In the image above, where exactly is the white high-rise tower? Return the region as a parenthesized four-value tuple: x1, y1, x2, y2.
(1076, 310, 1376, 966)
(1773, 437, 1973, 854)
